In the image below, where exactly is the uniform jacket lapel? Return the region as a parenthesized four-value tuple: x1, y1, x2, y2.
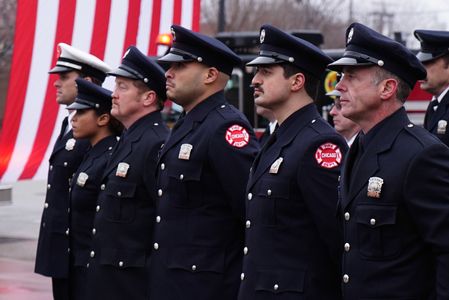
(50, 130, 74, 161)
(247, 104, 320, 190)
(341, 108, 409, 209)
(428, 93, 449, 131)
(158, 92, 226, 161)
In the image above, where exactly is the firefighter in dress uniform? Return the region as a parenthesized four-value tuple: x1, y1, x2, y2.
(67, 78, 122, 299)
(414, 29, 449, 147)
(148, 25, 259, 300)
(85, 46, 168, 300)
(328, 22, 449, 299)
(34, 43, 110, 300)
(237, 24, 348, 300)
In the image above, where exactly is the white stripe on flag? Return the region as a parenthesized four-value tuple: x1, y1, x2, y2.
(2, 0, 59, 183)
(158, 0, 174, 56)
(136, 0, 153, 55)
(102, 0, 130, 90)
(181, 0, 194, 29)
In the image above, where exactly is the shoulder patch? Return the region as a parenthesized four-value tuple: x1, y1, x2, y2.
(225, 124, 250, 148)
(314, 142, 342, 169)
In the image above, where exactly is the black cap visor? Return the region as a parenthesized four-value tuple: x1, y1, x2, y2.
(49, 65, 75, 74)
(108, 65, 140, 80)
(246, 55, 285, 66)
(67, 102, 92, 110)
(327, 56, 374, 72)
(417, 51, 449, 63)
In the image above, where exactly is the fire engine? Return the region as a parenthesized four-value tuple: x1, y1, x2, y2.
(156, 30, 432, 131)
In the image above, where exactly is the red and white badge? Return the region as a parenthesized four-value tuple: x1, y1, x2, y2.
(225, 124, 250, 148)
(315, 143, 342, 169)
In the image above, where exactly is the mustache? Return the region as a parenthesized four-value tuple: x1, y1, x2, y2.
(249, 84, 263, 92)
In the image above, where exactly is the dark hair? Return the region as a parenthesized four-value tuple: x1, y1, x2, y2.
(280, 63, 320, 100)
(93, 108, 124, 136)
(131, 79, 165, 110)
(78, 72, 103, 86)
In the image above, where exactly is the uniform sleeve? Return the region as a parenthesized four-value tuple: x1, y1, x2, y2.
(209, 121, 260, 222)
(404, 143, 449, 299)
(297, 135, 348, 264)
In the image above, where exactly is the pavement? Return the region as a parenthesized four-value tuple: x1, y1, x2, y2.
(0, 180, 52, 300)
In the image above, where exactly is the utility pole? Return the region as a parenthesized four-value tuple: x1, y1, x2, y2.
(218, 0, 226, 33)
(369, 1, 394, 36)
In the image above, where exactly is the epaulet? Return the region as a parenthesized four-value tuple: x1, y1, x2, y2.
(309, 117, 334, 133)
(403, 122, 440, 146)
(216, 103, 239, 120)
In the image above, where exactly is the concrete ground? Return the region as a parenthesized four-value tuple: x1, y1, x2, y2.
(0, 180, 52, 300)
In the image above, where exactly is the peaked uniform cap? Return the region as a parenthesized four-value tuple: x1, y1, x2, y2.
(49, 43, 111, 83)
(328, 22, 426, 88)
(67, 78, 112, 111)
(414, 29, 449, 63)
(108, 46, 166, 100)
(247, 24, 333, 79)
(158, 25, 242, 76)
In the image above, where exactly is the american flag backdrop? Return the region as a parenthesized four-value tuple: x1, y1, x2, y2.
(0, 0, 200, 183)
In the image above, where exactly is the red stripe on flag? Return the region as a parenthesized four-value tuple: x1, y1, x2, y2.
(172, 0, 182, 25)
(90, 0, 112, 60)
(192, 0, 201, 31)
(0, 0, 38, 180)
(19, 0, 77, 180)
(122, 0, 141, 55)
(148, 0, 162, 55)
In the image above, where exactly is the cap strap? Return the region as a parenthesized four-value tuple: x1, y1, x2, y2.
(75, 98, 100, 109)
(344, 50, 382, 66)
(259, 50, 294, 63)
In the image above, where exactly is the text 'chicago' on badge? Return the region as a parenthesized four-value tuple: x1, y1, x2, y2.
(179, 144, 193, 160)
(116, 162, 130, 178)
(367, 176, 384, 198)
(314, 143, 341, 169)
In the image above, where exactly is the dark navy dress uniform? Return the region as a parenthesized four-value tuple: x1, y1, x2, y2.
(238, 25, 348, 300)
(415, 29, 449, 147)
(66, 79, 118, 300)
(85, 46, 169, 300)
(329, 23, 449, 300)
(35, 42, 110, 300)
(148, 25, 259, 300)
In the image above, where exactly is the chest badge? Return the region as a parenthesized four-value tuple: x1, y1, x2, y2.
(76, 172, 89, 187)
(65, 138, 76, 151)
(116, 162, 130, 178)
(367, 177, 384, 198)
(179, 144, 193, 160)
(437, 120, 447, 134)
(269, 157, 283, 174)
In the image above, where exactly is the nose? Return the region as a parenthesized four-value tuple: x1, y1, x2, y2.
(251, 71, 262, 87)
(165, 68, 173, 79)
(329, 105, 337, 116)
(54, 78, 61, 88)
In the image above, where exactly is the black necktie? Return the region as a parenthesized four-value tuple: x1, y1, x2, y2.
(58, 117, 69, 140)
(350, 132, 365, 176)
(172, 113, 185, 132)
(425, 98, 439, 129)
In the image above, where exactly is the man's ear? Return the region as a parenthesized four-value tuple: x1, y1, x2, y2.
(83, 76, 93, 82)
(291, 73, 305, 92)
(204, 67, 219, 84)
(142, 90, 157, 107)
(379, 78, 398, 100)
